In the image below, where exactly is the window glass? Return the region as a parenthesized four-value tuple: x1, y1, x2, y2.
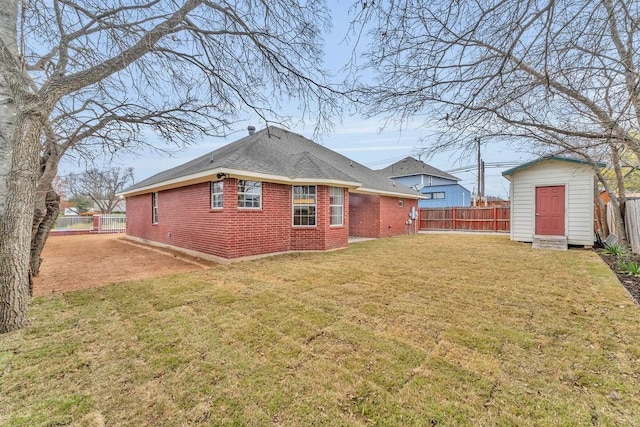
(238, 180, 262, 208)
(424, 191, 446, 200)
(293, 185, 317, 226)
(152, 192, 158, 224)
(330, 187, 344, 226)
(211, 181, 223, 209)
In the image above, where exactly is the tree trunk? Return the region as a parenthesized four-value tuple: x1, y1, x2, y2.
(30, 185, 59, 277)
(596, 168, 627, 242)
(0, 108, 44, 332)
(610, 145, 628, 241)
(29, 141, 63, 276)
(594, 177, 609, 240)
(0, 0, 17, 219)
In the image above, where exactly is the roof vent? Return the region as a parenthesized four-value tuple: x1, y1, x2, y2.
(247, 125, 256, 135)
(209, 152, 214, 162)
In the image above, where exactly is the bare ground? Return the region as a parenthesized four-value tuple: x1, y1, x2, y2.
(33, 233, 217, 296)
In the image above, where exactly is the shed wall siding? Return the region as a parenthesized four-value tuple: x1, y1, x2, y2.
(510, 160, 594, 245)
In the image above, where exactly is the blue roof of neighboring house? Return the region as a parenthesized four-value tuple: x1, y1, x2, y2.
(502, 155, 606, 177)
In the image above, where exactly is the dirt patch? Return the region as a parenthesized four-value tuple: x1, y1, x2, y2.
(34, 234, 217, 296)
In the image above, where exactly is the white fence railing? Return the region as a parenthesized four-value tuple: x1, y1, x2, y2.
(52, 214, 126, 233)
(97, 214, 126, 233)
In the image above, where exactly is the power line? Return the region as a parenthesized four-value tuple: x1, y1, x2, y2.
(446, 161, 521, 173)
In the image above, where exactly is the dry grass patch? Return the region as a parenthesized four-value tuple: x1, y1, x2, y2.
(1, 234, 639, 425)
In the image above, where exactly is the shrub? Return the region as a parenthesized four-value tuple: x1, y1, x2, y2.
(618, 259, 640, 276)
(601, 242, 627, 257)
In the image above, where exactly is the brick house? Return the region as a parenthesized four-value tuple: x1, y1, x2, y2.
(121, 126, 422, 262)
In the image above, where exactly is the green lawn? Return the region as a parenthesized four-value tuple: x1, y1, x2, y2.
(1, 234, 639, 426)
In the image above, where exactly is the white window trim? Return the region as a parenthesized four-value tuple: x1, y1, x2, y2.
(152, 192, 158, 224)
(292, 185, 317, 227)
(211, 181, 223, 209)
(330, 187, 344, 226)
(237, 180, 262, 209)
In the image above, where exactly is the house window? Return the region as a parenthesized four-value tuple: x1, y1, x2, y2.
(151, 192, 158, 224)
(238, 180, 261, 208)
(329, 187, 344, 226)
(293, 185, 316, 226)
(211, 181, 223, 209)
(399, 198, 404, 207)
(424, 192, 446, 200)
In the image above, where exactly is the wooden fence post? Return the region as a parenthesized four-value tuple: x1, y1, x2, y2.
(452, 207, 457, 230)
(493, 206, 497, 231)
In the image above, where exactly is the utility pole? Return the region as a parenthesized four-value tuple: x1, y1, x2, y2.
(476, 138, 481, 205)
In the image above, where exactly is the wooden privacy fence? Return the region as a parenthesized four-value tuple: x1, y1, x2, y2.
(419, 207, 510, 232)
(609, 199, 640, 253)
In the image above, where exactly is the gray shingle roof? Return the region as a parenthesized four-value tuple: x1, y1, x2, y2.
(378, 157, 460, 181)
(123, 126, 421, 198)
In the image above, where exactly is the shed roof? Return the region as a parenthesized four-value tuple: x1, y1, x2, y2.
(501, 156, 605, 178)
(378, 157, 460, 181)
(122, 126, 422, 198)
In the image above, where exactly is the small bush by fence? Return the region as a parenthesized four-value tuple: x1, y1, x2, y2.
(420, 207, 510, 232)
(52, 214, 126, 234)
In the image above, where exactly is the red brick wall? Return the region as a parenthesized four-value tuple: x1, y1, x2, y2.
(290, 186, 349, 251)
(349, 193, 381, 238)
(379, 196, 418, 237)
(348, 193, 419, 238)
(126, 180, 349, 259)
(126, 182, 235, 258)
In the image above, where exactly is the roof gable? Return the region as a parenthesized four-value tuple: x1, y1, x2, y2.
(123, 126, 422, 198)
(378, 157, 460, 181)
(501, 156, 605, 177)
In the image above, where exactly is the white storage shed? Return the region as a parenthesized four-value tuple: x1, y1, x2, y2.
(502, 156, 601, 248)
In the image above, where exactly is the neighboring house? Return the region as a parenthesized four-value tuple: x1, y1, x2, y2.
(120, 126, 422, 262)
(92, 199, 126, 213)
(502, 156, 603, 249)
(378, 157, 471, 208)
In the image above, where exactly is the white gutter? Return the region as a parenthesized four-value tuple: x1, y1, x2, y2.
(118, 167, 363, 197)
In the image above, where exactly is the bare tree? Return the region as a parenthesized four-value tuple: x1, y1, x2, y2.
(350, 0, 640, 238)
(65, 167, 133, 214)
(0, 0, 340, 333)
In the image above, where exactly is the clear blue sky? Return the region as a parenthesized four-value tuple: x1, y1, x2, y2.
(60, 1, 533, 199)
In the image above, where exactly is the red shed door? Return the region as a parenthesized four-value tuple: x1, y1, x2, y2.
(535, 185, 565, 236)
